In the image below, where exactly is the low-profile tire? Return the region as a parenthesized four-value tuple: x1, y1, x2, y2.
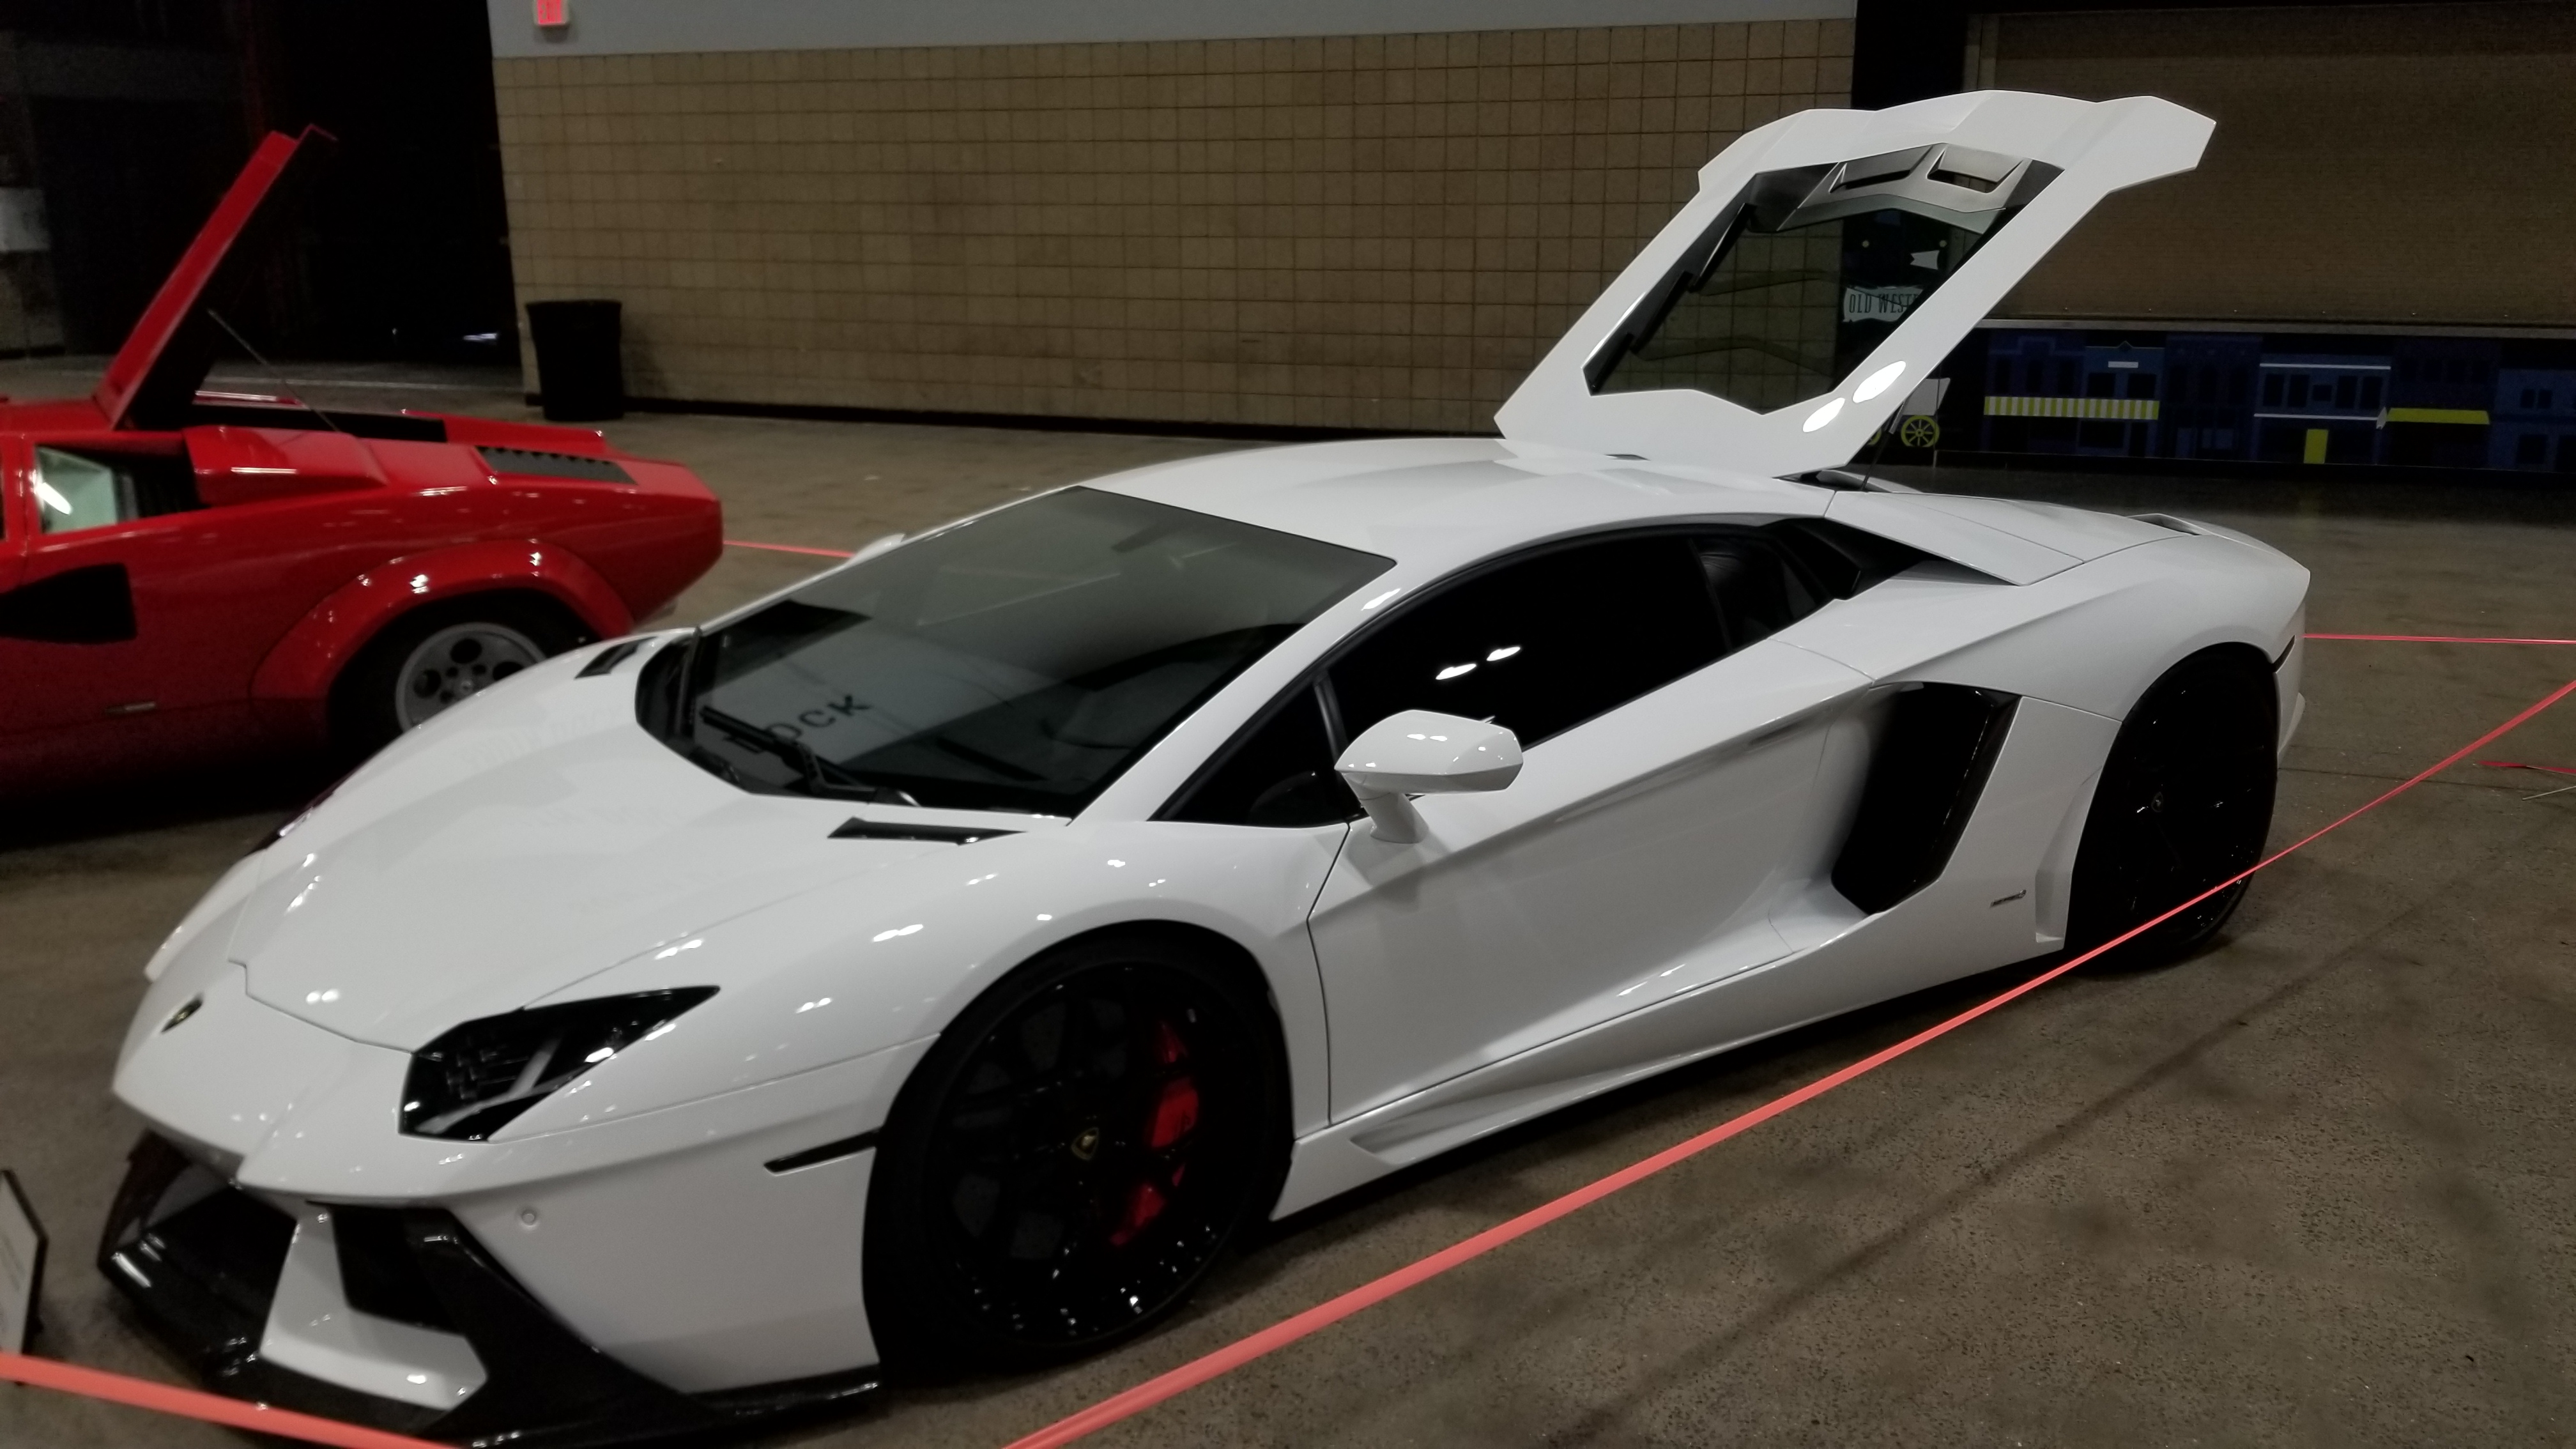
(330, 594, 590, 761)
(865, 930, 1288, 1372)
(2067, 646, 2280, 966)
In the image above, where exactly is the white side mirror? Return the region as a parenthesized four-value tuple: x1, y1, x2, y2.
(1335, 709, 1522, 843)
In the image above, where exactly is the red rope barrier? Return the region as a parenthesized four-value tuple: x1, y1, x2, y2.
(2304, 632, 2576, 645)
(0, 1350, 446, 1449)
(999, 673, 2576, 1449)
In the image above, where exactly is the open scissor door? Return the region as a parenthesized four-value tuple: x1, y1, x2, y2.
(93, 126, 333, 431)
(1496, 91, 2211, 477)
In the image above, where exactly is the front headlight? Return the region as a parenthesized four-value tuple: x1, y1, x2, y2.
(401, 988, 717, 1141)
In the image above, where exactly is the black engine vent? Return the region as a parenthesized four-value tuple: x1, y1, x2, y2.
(479, 446, 635, 484)
(1832, 684, 2018, 914)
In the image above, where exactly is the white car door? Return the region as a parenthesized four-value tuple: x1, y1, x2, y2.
(1299, 91, 2217, 1123)
(1303, 527, 1876, 1122)
(1496, 90, 2212, 477)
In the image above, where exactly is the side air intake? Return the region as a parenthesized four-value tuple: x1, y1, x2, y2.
(1831, 684, 2018, 914)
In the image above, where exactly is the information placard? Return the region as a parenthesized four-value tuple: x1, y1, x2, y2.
(0, 1170, 45, 1354)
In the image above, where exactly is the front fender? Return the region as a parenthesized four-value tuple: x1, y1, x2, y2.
(496, 818, 1347, 1144)
(250, 539, 636, 714)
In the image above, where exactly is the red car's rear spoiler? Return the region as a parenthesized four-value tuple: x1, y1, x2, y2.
(93, 125, 334, 431)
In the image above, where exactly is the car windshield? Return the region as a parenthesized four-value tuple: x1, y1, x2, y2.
(653, 487, 1392, 815)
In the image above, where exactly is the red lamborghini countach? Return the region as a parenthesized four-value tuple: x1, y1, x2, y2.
(0, 129, 721, 797)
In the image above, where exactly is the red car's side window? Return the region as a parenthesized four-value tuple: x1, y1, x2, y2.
(29, 445, 200, 536)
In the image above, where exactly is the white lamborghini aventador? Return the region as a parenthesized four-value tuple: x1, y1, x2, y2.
(103, 91, 2305, 1443)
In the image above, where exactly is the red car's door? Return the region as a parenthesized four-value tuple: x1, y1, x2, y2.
(0, 126, 354, 792)
(0, 434, 262, 775)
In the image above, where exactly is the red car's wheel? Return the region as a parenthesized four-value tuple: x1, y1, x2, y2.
(332, 595, 589, 759)
(393, 620, 547, 730)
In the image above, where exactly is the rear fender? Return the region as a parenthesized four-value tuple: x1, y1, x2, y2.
(250, 539, 633, 718)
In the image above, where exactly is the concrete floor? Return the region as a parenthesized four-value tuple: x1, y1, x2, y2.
(3, 362, 2573, 1446)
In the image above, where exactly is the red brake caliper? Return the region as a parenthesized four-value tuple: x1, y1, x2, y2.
(1111, 1020, 1198, 1246)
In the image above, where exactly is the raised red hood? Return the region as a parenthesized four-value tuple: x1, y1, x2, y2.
(93, 125, 332, 431)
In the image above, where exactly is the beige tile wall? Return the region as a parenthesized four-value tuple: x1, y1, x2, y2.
(494, 21, 1852, 433)
(1988, 3, 2576, 329)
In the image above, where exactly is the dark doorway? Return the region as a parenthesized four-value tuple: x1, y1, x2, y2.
(2, 3, 245, 354)
(243, 0, 518, 363)
(30, 94, 243, 354)
(4, 1, 514, 364)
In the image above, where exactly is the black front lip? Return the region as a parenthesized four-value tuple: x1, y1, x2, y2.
(100, 1133, 880, 1448)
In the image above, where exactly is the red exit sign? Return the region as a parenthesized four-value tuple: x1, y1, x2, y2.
(535, 0, 567, 26)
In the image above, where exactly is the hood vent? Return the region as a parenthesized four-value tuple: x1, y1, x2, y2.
(479, 447, 634, 484)
(830, 818, 1019, 845)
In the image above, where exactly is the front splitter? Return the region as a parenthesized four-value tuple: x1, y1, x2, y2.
(99, 1134, 880, 1448)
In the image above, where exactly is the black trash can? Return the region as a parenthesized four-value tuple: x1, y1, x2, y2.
(526, 298, 625, 422)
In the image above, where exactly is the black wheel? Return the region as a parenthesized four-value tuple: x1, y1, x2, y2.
(330, 594, 588, 761)
(865, 931, 1287, 1370)
(2068, 647, 2279, 965)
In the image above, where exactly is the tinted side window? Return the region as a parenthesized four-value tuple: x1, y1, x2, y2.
(1761, 518, 1926, 599)
(1695, 534, 1823, 653)
(1165, 685, 1357, 828)
(1690, 521, 1922, 652)
(1165, 521, 1922, 822)
(1329, 536, 1724, 749)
